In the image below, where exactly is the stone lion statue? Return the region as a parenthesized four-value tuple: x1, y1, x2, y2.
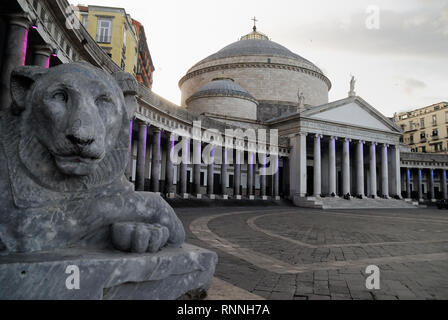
(0, 62, 185, 254)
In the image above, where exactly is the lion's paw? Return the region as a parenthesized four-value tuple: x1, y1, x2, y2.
(111, 222, 170, 253)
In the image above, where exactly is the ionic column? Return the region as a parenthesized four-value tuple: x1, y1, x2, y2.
(418, 169, 423, 202)
(406, 168, 411, 199)
(260, 153, 267, 197)
(0, 15, 30, 109)
(192, 139, 202, 197)
(369, 142, 377, 198)
(165, 133, 175, 196)
(342, 138, 351, 195)
(282, 158, 290, 199)
(429, 169, 435, 201)
(234, 148, 242, 197)
(125, 118, 134, 180)
(328, 136, 337, 196)
(221, 147, 228, 197)
(356, 140, 365, 197)
(180, 138, 190, 196)
(247, 151, 254, 197)
(390, 145, 402, 198)
(442, 170, 448, 200)
(135, 123, 148, 191)
(32, 45, 52, 68)
(381, 144, 389, 198)
(274, 156, 280, 199)
(289, 133, 307, 200)
(313, 134, 322, 197)
(150, 128, 161, 192)
(207, 146, 215, 196)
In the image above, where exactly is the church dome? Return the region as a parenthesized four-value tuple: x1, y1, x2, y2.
(179, 25, 331, 114)
(186, 78, 258, 121)
(186, 78, 257, 104)
(193, 33, 322, 74)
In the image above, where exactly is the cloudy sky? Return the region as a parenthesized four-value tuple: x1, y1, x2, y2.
(70, 0, 448, 116)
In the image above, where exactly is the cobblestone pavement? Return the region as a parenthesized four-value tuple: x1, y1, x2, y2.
(175, 206, 448, 300)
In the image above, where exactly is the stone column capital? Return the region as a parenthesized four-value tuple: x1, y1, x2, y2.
(314, 134, 323, 139)
(8, 14, 31, 29)
(32, 45, 53, 57)
(344, 138, 351, 143)
(358, 140, 365, 144)
(370, 141, 377, 146)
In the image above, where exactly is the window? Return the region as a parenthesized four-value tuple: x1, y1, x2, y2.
(81, 14, 88, 28)
(421, 146, 426, 153)
(410, 135, 414, 144)
(432, 129, 438, 137)
(432, 115, 437, 126)
(96, 18, 112, 43)
(409, 121, 414, 130)
(420, 118, 425, 128)
(445, 112, 448, 123)
(400, 125, 405, 131)
(420, 132, 426, 141)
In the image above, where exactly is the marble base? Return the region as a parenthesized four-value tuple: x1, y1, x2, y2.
(0, 243, 217, 300)
(222, 195, 228, 200)
(236, 195, 242, 200)
(249, 195, 255, 200)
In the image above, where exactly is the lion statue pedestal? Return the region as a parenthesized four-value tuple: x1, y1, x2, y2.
(0, 62, 217, 299)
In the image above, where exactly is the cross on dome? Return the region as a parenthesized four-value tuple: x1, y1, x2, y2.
(252, 16, 258, 31)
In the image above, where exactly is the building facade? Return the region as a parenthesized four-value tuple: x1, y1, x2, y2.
(1, 0, 447, 209)
(132, 19, 154, 89)
(76, 4, 154, 88)
(396, 102, 448, 154)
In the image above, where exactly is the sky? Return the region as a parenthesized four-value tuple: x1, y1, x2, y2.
(70, 0, 448, 116)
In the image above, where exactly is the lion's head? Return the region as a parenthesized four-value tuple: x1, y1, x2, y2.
(7, 62, 138, 192)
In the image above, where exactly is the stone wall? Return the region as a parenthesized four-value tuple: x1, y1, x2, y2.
(257, 101, 297, 121)
(180, 61, 329, 108)
(187, 96, 257, 120)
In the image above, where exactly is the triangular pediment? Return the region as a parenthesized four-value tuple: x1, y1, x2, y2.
(302, 97, 400, 133)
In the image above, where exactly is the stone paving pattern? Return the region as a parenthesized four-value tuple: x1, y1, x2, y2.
(176, 206, 448, 300)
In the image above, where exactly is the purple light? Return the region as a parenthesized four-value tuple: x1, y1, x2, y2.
(407, 169, 411, 180)
(44, 56, 50, 69)
(32, 25, 38, 30)
(21, 28, 29, 66)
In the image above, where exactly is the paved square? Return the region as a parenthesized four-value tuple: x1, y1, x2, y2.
(176, 206, 448, 300)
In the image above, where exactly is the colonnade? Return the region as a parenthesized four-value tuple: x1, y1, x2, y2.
(129, 120, 284, 199)
(291, 133, 402, 199)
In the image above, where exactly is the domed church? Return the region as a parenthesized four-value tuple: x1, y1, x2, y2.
(179, 24, 331, 123)
(176, 22, 430, 209)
